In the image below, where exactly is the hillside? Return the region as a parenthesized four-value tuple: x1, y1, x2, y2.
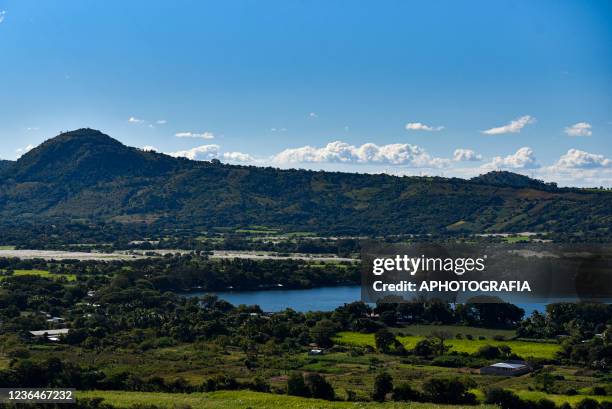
(0, 129, 610, 236)
(0, 159, 13, 173)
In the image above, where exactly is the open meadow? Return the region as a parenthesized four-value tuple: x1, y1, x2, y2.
(77, 390, 498, 409)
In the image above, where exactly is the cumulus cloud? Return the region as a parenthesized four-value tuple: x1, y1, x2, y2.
(483, 147, 538, 170)
(405, 122, 444, 132)
(223, 152, 255, 162)
(308, 112, 318, 118)
(16, 144, 34, 155)
(169, 145, 220, 160)
(0, 11, 6, 24)
(175, 131, 215, 139)
(453, 148, 482, 162)
(273, 141, 448, 167)
(128, 116, 145, 124)
(553, 149, 611, 169)
(167, 145, 254, 163)
(564, 122, 592, 137)
(482, 115, 535, 135)
(141, 146, 158, 152)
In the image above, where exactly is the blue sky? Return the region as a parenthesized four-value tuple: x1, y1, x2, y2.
(0, 0, 611, 186)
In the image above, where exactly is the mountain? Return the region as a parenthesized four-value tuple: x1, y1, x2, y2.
(8, 129, 183, 185)
(0, 129, 610, 236)
(471, 171, 557, 190)
(0, 160, 13, 174)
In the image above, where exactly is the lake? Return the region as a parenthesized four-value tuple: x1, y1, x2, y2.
(185, 285, 549, 314)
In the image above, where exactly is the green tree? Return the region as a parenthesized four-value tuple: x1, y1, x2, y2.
(372, 372, 393, 402)
(374, 328, 397, 353)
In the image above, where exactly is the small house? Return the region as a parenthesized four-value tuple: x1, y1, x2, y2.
(480, 360, 531, 376)
(29, 328, 70, 341)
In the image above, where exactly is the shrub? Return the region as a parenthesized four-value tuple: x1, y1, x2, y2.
(576, 398, 599, 409)
(476, 344, 503, 359)
(535, 398, 557, 409)
(372, 372, 393, 402)
(431, 355, 469, 368)
(392, 383, 422, 402)
(593, 386, 607, 396)
(422, 377, 476, 404)
(484, 388, 523, 409)
(413, 339, 436, 356)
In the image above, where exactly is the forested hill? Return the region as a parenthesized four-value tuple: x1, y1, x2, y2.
(0, 128, 610, 236)
(0, 159, 13, 173)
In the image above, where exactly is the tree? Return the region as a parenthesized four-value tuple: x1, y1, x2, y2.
(305, 373, 334, 400)
(310, 320, 337, 348)
(413, 338, 436, 356)
(287, 372, 309, 397)
(372, 372, 393, 402)
(422, 378, 476, 404)
(430, 330, 452, 356)
(374, 328, 397, 353)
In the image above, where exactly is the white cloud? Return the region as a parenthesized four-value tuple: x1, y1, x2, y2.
(309, 112, 318, 118)
(482, 115, 535, 135)
(453, 148, 482, 162)
(552, 148, 611, 169)
(128, 116, 145, 124)
(273, 141, 448, 167)
(141, 146, 158, 152)
(270, 127, 287, 132)
(156, 120, 167, 125)
(223, 152, 255, 162)
(483, 147, 538, 170)
(175, 131, 215, 139)
(25, 127, 40, 131)
(405, 122, 444, 132)
(169, 144, 220, 160)
(16, 144, 34, 155)
(0, 11, 6, 24)
(564, 122, 592, 137)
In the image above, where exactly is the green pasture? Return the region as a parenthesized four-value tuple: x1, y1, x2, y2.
(334, 332, 560, 359)
(0, 269, 77, 281)
(77, 390, 498, 409)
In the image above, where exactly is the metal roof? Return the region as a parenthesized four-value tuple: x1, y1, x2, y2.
(490, 362, 527, 369)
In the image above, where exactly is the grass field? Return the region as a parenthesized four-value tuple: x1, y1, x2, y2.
(0, 245, 16, 250)
(334, 332, 560, 359)
(77, 390, 498, 409)
(514, 390, 612, 405)
(0, 269, 77, 281)
(391, 325, 516, 338)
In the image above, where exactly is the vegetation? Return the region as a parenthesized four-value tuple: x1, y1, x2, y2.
(0, 129, 611, 242)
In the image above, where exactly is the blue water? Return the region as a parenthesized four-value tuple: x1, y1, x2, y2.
(185, 285, 549, 314)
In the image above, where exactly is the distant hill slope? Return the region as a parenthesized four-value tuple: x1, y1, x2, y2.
(0, 129, 610, 235)
(0, 159, 13, 174)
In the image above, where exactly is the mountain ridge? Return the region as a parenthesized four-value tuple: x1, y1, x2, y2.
(0, 129, 609, 236)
